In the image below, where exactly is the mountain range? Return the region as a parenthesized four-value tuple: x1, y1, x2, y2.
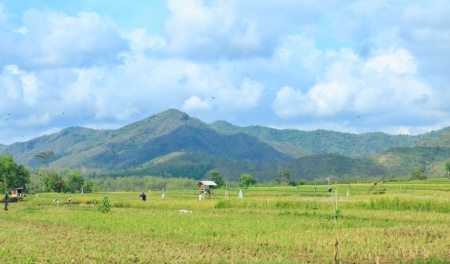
(2, 109, 450, 182)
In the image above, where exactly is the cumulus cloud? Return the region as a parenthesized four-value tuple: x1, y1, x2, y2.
(182, 95, 211, 111)
(1, 65, 40, 108)
(6, 9, 128, 69)
(273, 47, 434, 120)
(364, 48, 416, 74)
(216, 78, 264, 112)
(163, 0, 345, 60)
(1, 1, 450, 144)
(126, 27, 166, 53)
(334, 0, 450, 76)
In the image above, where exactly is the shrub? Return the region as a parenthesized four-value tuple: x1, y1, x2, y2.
(98, 196, 111, 213)
(287, 181, 297, 186)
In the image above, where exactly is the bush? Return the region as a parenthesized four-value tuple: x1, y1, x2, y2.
(98, 196, 111, 213)
(298, 180, 308, 185)
(287, 181, 297, 186)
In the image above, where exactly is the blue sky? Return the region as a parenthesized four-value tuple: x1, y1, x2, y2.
(1, 0, 450, 144)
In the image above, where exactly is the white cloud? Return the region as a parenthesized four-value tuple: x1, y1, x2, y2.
(1, 65, 40, 106)
(393, 126, 411, 135)
(126, 27, 166, 53)
(334, 0, 450, 77)
(273, 47, 433, 119)
(274, 35, 322, 72)
(1, 1, 450, 144)
(383, 123, 450, 136)
(272, 86, 310, 118)
(164, 0, 344, 60)
(20, 71, 39, 106)
(5, 64, 20, 75)
(14, 9, 127, 68)
(182, 95, 211, 111)
(216, 78, 264, 112)
(59, 66, 142, 121)
(364, 48, 416, 74)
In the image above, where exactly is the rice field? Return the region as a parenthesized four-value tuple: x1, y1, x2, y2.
(1, 181, 450, 263)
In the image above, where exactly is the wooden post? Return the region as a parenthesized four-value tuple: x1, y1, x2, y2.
(333, 187, 339, 264)
(333, 238, 338, 264)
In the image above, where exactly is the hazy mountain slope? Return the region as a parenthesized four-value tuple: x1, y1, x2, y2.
(0, 109, 202, 168)
(81, 125, 291, 171)
(209, 121, 450, 158)
(2, 109, 450, 181)
(1, 126, 111, 167)
(280, 154, 387, 180)
(372, 146, 450, 176)
(112, 109, 209, 143)
(416, 130, 450, 148)
(1, 109, 290, 172)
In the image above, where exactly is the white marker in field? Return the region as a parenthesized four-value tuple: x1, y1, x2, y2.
(238, 189, 243, 199)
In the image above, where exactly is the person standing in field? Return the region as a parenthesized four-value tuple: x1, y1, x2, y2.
(4, 193, 9, 211)
(139, 192, 146, 201)
(68, 195, 72, 204)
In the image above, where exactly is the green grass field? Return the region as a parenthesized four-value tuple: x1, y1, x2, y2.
(2, 181, 450, 263)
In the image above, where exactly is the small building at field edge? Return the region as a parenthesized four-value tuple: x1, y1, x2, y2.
(198, 181, 217, 197)
(11, 187, 23, 198)
(7, 187, 24, 202)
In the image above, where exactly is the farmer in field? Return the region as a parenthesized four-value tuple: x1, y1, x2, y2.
(68, 195, 72, 203)
(139, 192, 146, 201)
(4, 193, 8, 211)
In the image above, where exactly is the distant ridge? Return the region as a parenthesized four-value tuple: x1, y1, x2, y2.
(209, 121, 450, 158)
(2, 109, 450, 181)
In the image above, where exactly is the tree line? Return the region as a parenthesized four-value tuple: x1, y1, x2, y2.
(0, 152, 304, 194)
(4, 151, 448, 195)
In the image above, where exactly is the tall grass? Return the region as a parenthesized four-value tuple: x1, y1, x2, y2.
(1, 182, 450, 263)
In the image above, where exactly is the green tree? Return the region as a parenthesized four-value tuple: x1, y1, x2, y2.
(52, 179, 66, 193)
(65, 171, 84, 193)
(82, 180, 95, 193)
(277, 168, 291, 185)
(35, 151, 55, 167)
(445, 162, 450, 178)
(0, 182, 6, 195)
(209, 171, 225, 188)
(0, 153, 31, 191)
(41, 172, 65, 192)
(409, 168, 427, 181)
(35, 151, 55, 191)
(238, 174, 257, 188)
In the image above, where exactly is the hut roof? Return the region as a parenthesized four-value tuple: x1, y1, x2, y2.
(198, 181, 217, 186)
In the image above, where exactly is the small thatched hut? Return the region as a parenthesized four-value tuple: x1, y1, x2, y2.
(197, 181, 217, 197)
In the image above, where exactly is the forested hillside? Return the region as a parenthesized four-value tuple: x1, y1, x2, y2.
(0, 110, 289, 180)
(209, 121, 450, 158)
(1, 109, 450, 182)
